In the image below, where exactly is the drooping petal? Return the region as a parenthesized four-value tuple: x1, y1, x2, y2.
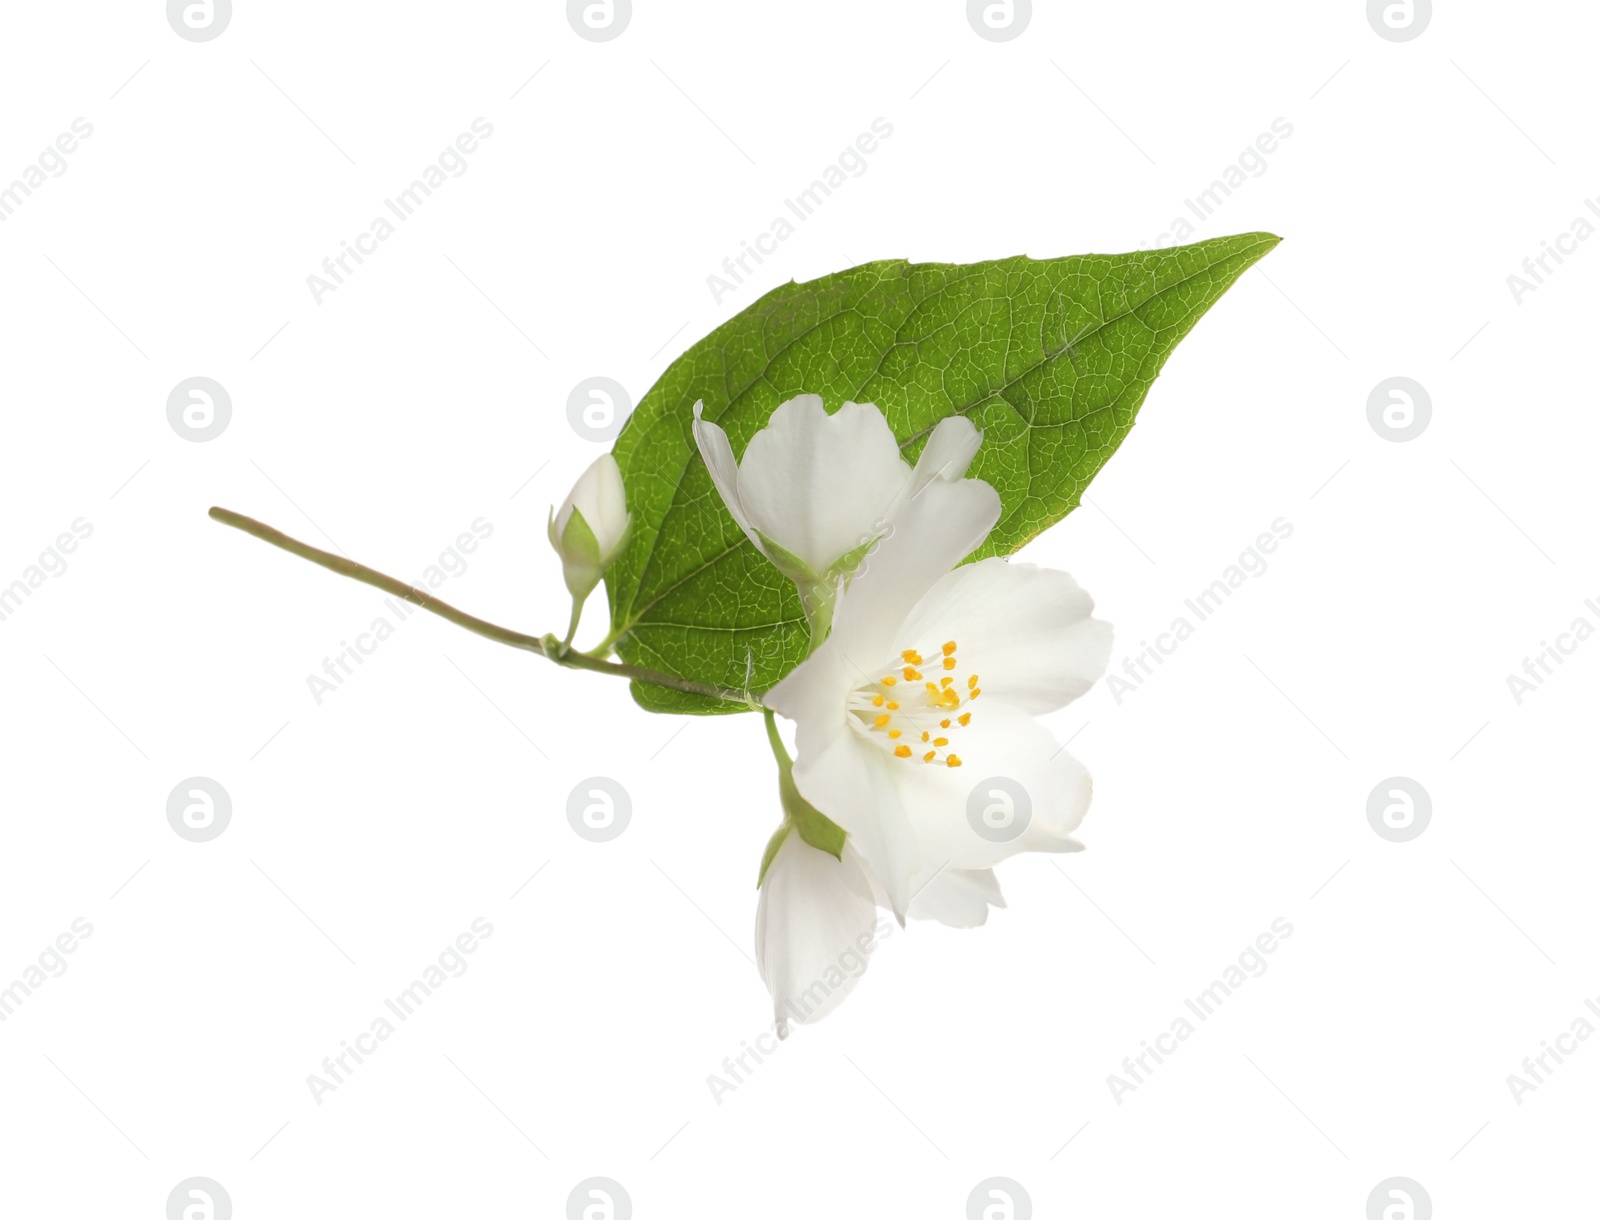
(756, 834, 881, 1032)
(782, 725, 920, 921)
(895, 699, 1093, 870)
(909, 415, 982, 492)
(896, 558, 1112, 715)
(826, 476, 1002, 672)
(908, 864, 1005, 928)
(734, 397, 911, 574)
(691, 401, 756, 544)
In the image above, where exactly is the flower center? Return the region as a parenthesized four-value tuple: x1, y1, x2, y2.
(845, 639, 981, 768)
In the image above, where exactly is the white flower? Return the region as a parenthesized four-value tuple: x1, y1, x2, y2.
(756, 830, 1006, 1035)
(692, 395, 982, 594)
(756, 833, 882, 1035)
(548, 454, 629, 600)
(765, 476, 1112, 918)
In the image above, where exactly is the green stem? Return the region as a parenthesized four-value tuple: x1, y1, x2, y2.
(208, 507, 749, 706)
(762, 707, 793, 777)
(561, 596, 584, 651)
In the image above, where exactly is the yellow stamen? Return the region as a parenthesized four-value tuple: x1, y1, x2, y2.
(958, 713, 971, 726)
(940, 719, 951, 729)
(886, 701, 899, 710)
(933, 737, 948, 746)
(940, 676, 954, 688)
(901, 649, 923, 665)
(968, 673, 979, 688)
(921, 731, 930, 742)
(881, 676, 897, 686)
(923, 750, 937, 762)
(946, 755, 963, 767)
(942, 657, 957, 670)
(970, 688, 981, 699)
(888, 729, 901, 739)
(874, 713, 890, 728)
(894, 744, 912, 758)
(942, 641, 957, 655)
(872, 694, 884, 707)
(903, 667, 922, 681)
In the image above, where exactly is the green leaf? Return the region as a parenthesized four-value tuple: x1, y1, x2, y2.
(607, 232, 1280, 713)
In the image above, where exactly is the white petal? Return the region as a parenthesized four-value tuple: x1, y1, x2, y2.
(756, 835, 882, 1031)
(896, 700, 1093, 870)
(908, 865, 1005, 928)
(734, 397, 911, 574)
(827, 476, 1002, 671)
(909, 415, 982, 491)
(783, 724, 920, 920)
(692, 401, 756, 544)
(896, 558, 1112, 715)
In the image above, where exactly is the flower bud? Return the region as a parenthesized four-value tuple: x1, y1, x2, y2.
(549, 454, 630, 600)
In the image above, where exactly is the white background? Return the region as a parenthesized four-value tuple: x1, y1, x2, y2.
(0, 1, 1593, 1216)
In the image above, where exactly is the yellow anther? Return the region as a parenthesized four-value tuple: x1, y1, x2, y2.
(958, 713, 971, 726)
(881, 676, 897, 686)
(921, 731, 930, 742)
(942, 641, 957, 655)
(887, 700, 900, 710)
(894, 744, 912, 758)
(888, 729, 902, 739)
(872, 694, 885, 707)
(940, 719, 951, 729)
(933, 737, 948, 747)
(902, 649, 923, 665)
(946, 754, 963, 768)
(969, 688, 981, 699)
(923, 750, 937, 762)
(940, 676, 954, 688)
(942, 657, 957, 670)
(967, 673, 979, 688)
(903, 667, 922, 681)
(874, 714, 891, 728)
